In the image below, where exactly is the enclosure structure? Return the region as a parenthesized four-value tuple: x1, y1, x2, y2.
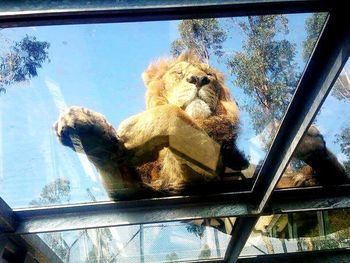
(0, 0, 350, 262)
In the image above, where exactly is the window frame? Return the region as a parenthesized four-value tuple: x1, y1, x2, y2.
(0, 1, 350, 262)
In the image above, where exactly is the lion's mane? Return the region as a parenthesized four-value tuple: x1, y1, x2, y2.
(134, 52, 248, 192)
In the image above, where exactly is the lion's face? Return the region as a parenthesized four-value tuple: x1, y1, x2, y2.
(162, 61, 220, 119)
(142, 52, 239, 124)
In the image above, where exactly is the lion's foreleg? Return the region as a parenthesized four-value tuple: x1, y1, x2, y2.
(294, 125, 348, 185)
(118, 104, 222, 179)
(54, 107, 142, 197)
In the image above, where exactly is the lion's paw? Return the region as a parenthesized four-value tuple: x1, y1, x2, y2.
(54, 107, 120, 156)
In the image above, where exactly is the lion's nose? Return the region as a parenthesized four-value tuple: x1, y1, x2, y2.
(187, 75, 210, 88)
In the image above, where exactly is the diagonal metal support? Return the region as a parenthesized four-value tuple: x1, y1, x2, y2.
(225, 8, 350, 263)
(224, 217, 258, 262)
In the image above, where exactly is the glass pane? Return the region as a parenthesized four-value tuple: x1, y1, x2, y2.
(28, 219, 233, 263)
(0, 13, 325, 207)
(241, 210, 350, 257)
(277, 57, 350, 188)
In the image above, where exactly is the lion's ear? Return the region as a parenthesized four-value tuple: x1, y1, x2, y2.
(142, 64, 158, 86)
(142, 58, 172, 109)
(142, 58, 170, 86)
(145, 80, 168, 108)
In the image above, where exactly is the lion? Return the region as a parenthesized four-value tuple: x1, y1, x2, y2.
(54, 52, 349, 201)
(54, 52, 249, 199)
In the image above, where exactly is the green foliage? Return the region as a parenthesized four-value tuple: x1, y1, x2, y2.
(0, 35, 50, 93)
(227, 15, 299, 134)
(335, 127, 350, 175)
(302, 13, 327, 62)
(332, 69, 350, 100)
(29, 178, 71, 206)
(335, 127, 350, 157)
(28, 177, 71, 259)
(186, 223, 205, 238)
(171, 19, 227, 61)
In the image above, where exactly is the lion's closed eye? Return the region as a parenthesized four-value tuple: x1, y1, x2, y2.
(166, 67, 184, 79)
(206, 72, 217, 80)
(172, 70, 184, 78)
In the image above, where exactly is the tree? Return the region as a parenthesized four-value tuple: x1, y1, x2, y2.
(332, 70, 350, 175)
(302, 13, 350, 101)
(227, 15, 299, 136)
(302, 13, 328, 62)
(171, 19, 227, 62)
(186, 223, 205, 238)
(0, 34, 50, 93)
(29, 177, 71, 206)
(332, 69, 350, 101)
(29, 178, 71, 261)
(335, 128, 350, 175)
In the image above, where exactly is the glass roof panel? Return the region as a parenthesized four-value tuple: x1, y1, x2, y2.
(240, 209, 350, 257)
(27, 219, 233, 263)
(277, 57, 350, 189)
(0, 13, 326, 208)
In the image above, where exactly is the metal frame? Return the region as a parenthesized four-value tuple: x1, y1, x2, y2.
(0, 0, 334, 27)
(0, 185, 347, 234)
(1, 0, 350, 262)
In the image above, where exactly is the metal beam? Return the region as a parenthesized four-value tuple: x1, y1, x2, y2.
(11, 235, 64, 263)
(225, 8, 350, 262)
(0, 0, 333, 28)
(13, 198, 255, 234)
(267, 185, 350, 214)
(0, 234, 63, 263)
(1, 185, 347, 235)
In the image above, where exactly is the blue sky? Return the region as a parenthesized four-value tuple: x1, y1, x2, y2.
(1, 13, 349, 209)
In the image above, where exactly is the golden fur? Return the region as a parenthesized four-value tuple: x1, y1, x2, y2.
(118, 52, 246, 192)
(55, 52, 249, 198)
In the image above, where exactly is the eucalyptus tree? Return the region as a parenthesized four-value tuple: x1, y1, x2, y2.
(0, 35, 50, 93)
(171, 18, 227, 62)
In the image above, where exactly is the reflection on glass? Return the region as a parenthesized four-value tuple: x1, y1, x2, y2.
(0, 13, 325, 207)
(327, 209, 350, 233)
(241, 210, 350, 257)
(32, 219, 233, 263)
(278, 58, 350, 188)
